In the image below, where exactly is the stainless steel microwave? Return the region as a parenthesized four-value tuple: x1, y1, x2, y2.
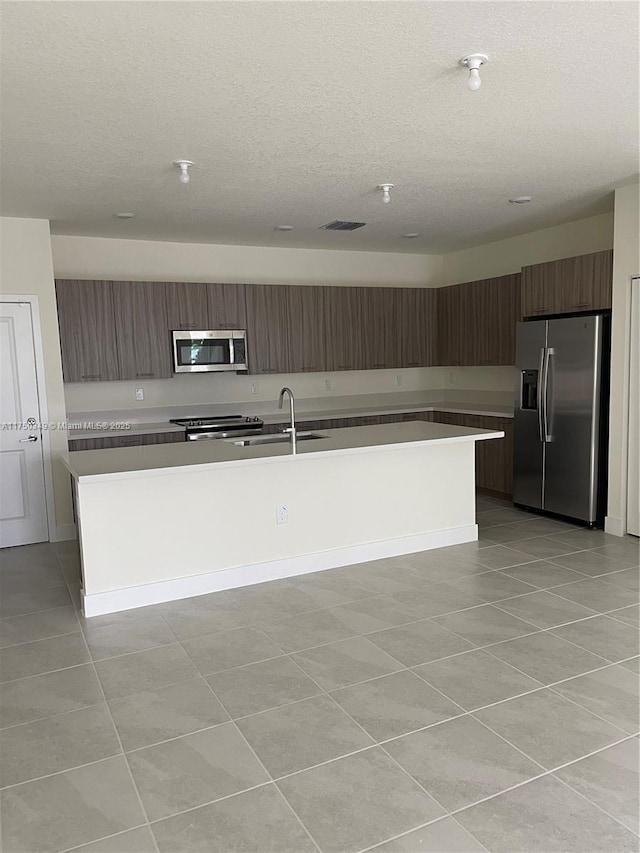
(172, 330, 248, 373)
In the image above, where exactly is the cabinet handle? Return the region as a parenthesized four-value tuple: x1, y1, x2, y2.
(179, 323, 198, 329)
(136, 372, 155, 378)
(572, 303, 589, 309)
(82, 374, 101, 380)
(531, 308, 548, 314)
(407, 362, 420, 367)
(336, 365, 351, 370)
(373, 363, 386, 369)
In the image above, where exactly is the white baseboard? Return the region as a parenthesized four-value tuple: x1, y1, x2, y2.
(82, 524, 477, 618)
(50, 523, 77, 543)
(604, 516, 626, 537)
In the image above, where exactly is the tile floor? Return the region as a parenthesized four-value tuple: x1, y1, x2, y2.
(0, 497, 638, 853)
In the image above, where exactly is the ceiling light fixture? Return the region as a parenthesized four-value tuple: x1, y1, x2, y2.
(274, 225, 293, 231)
(458, 53, 488, 91)
(403, 233, 419, 238)
(509, 196, 533, 204)
(173, 159, 193, 184)
(113, 212, 135, 220)
(378, 183, 394, 204)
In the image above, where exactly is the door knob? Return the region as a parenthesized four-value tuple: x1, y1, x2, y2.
(19, 435, 38, 443)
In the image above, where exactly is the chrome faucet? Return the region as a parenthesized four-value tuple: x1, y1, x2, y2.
(278, 386, 297, 453)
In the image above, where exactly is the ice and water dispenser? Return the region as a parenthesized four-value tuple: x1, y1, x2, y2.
(520, 369, 538, 410)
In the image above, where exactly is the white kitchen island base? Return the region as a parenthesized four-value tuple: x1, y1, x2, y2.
(62, 422, 503, 617)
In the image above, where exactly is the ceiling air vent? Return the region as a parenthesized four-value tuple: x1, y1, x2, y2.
(320, 220, 367, 231)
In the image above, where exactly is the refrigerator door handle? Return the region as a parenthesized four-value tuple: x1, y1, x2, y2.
(542, 347, 554, 443)
(537, 347, 546, 442)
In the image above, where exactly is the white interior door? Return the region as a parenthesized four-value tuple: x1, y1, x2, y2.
(627, 277, 640, 537)
(0, 301, 49, 547)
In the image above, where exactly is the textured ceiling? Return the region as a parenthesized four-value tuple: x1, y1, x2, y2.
(1, 1, 638, 253)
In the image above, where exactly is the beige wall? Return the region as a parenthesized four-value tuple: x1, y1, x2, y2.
(51, 235, 443, 287)
(441, 212, 615, 285)
(606, 182, 640, 535)
(0, 217, 74, 538)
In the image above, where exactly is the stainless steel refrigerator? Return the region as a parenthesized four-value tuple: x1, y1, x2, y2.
(513, 314, 609, 526)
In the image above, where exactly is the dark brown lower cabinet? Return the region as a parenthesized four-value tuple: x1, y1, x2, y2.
(68, 431, 185, 451)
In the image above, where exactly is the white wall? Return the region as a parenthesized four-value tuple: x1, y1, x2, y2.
(441, 212, 614, 286)
(51, 235, 443, 287)
(0, 217, 74, 538)
(606, 182, 640, 536)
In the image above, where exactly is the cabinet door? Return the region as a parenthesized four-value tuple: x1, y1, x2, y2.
(358, 288, 402, 369)
(245, 285, 290, 374)
(55, 280, 119, 382)
(69, 430, 185, 451)
(521, 251, 613, 317)
(166, 282, 210, 330)
(113, 281, 173, 380)
(401, 288, 436, 367)
(474, 274, 521, 365)
(207, 284, 247, 329)
(324, 287, 369, 371)
(286, 286, 327, 372)
(436, 285, 463, 366)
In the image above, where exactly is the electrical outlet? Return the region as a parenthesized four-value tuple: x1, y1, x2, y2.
(395, 374, 403, 387)
(324, 378, 332, 392)
(135, 388, 144, 401)
(250, 382, 259, 395)
(276, 505, 288, 525)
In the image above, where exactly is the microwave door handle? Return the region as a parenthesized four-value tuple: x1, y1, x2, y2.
(537, 347, 546, 443)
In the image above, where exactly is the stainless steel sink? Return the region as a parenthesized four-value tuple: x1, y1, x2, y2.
(230, 432, 327, 447)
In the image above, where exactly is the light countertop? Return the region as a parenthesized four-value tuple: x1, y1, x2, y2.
(62, 420, 504, 483)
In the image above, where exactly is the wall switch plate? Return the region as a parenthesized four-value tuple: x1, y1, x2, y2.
(324, 378, 332, 392)
(135, 388, 144, 401)
(395, 374, 403, 387)
(250, 382, 259, 395)
(276, 505, 288, 525)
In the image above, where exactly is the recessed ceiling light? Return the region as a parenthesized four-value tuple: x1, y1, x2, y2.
(274, 225, 293, 231)
(403, 233, 419, 238)
(509, 196, 533, 204)
(113, 212, 135, 219)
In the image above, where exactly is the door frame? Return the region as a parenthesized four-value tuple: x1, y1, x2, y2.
(1, 294, 56, 543)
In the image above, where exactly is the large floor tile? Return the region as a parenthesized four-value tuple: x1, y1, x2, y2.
(0, 632, 90, 683)
(151, 783, 317, 853)
(126, 721, 269, 821)
(0, 585, 72, 619)
(602, 566, 640, 592)
(471, 545, 537, 570)
(181, 626, 283, 675)
(206, 655, 321, 718)
(0, 606, 79, 649)
(0, 663, 102, 728)
(83, 611, 176, 660)
(507, 536, 582, 560)
(456, 774, 638, 852)
(95, 643, 197, 700)
(367, 620, 473, 667)
(71, 826, 158, 853)
(289, 573, 373, 608)
(278, 747, 444, 853)
(498, 559, 588, 589)
(476, 509, 532, 527)
(370, 816, 486, 852)
(481, 523, 543, 544)
(474, 688, 626, 769)
(398, 550, 487, 582)
(552, 664, 640, 734)
(0, 565, 66, 593)
(549, 528, 625, 550)
(0, 542, 61, 570)
(552, 614, 639, 662)
(449, 572, 538, 603)
(292, 635, 402, 690)
(157, 595, 248, 641)
(494, 590, 598, 629)
(434, 604, 536, 646)
(486, 631, 609, 685)
(610, 603, 640, 628)
(0, 756, 146, 853)
(414, 648, 542, 711)
(555, 738, 640, 834)
(328, 595, 420, 633)
(550, 548, 639, 576)
(237, 693, 373, 777)
(109, 676, 229, 751)
(391, 582, 485, 618)
(621, 656, 640, 673)
(260, 608, 356, 652)
(330, 670, 461, 741)
(350, 558, 429, 594)
(551, 577, 639, 612)
(385, 714, 541, 811)
(0, 703, 121, 787)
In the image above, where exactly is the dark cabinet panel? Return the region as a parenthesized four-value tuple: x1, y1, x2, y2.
(245, 285, 291, 374)
(207, 284, 247, 329)
(436, 284, 463, 366)
(113, 281, 173, 380)
(401, 288, 436, 367)
(359, 288, 402, 369)
(324, 287, 369, 371)
(286, 286, 327, 373)
(521, 250, 613, 317)
(55, 280, 120, 382)
(69, 430, 185, 451)
(166, 282, 210, 330)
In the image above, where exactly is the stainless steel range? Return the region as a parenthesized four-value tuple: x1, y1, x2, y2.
(170, 415, 264, 441)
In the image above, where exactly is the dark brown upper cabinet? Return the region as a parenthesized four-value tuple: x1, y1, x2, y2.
(165, 282, 210, 330)
(112, 281, 173, 380)
(324, 286, 371, 372)
(521, 250, 613, 317)
(55, 280, 120, 382)
(206, 284, 247, 329)
(436, 283, 463, 366)
(244, 285, 291, 374)
(286, 286, 326, 373)
(401, 287, 436, 367)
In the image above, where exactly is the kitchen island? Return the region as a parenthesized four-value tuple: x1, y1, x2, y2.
(62, 421, 503, 617)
